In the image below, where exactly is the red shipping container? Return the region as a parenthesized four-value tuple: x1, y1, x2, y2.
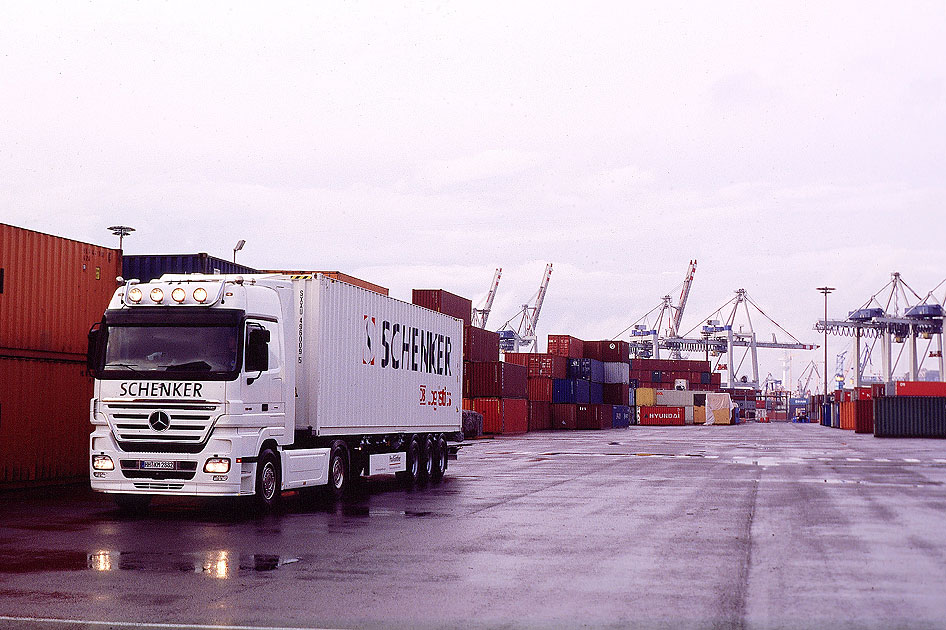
(711, 372, 721, 385)
(547, 335, 584, 358)
(462, 398, 474, 411)
(0, 224, 122, 357)
(463, 361, 473, 397)
(477, 398, 527, 434)
(856, 387, 872, 400)
(854, 399, 874, 434)
(639, 406, 685, 426)
(527, 377, 554, 402)
(582, 341, 602, 361)
(871, 383, 887, 398)
(598, 341, 630, 363)
(0, 356, 93, 484)
(577, 404, 612, 429)
(472, 362, 528, 398)
(602, 383, 630, 406)
(463, 325, 500, 363)
(842, 390, 853, 403)
(551, 404, 578, 429)
(412, 289, 472, 326)
(894, 381, 946, 397)
(528, 401, 551, 431)
(530, 354, 567, 379)
(502, 352, 531, 367)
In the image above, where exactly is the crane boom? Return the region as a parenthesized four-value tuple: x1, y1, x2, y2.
(671, 259, 697, 336)
(472, 267, 502, 328)
(525, 263, 553, 338)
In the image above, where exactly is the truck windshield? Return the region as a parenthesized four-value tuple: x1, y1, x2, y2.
(105, 325, 240, 375)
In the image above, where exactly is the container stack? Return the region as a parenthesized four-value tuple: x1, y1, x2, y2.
(818, 382, 946, 437)
(628, 358, 720, 391)
(0, 224, 122, 485)
(503, 352, 567, 431)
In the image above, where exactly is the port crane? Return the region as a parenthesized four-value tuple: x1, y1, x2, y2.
(471, 268, 502, 329)
(497, 263, 553, 353)
(815, 272, 945, 386)
(796, 360, 822, 396)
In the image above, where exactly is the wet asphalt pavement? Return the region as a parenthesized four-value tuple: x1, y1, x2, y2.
(1, 422, 945, 630)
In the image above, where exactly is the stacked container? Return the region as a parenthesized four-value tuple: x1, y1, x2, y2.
(1, 223, 122, 485)
(628, 358, 719, 391)
(504, 352, 567, 431)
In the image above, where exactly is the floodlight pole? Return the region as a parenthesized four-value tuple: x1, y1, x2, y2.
(817, 286, 835, 396)
(107, 225, 135, 251)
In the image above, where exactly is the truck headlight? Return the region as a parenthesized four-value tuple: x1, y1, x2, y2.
(204, 458, 231, 474)
(92, 455, 114, 471)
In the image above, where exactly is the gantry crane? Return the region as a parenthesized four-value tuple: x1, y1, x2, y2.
(615, 260, 698, 359)
(497, 264, 553, 353)
(471, 268, 502, 329)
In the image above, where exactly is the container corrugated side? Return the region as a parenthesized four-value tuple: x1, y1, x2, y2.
(547, 335, 583, 358)
(261, 270, 388, 296)
(551, 403, 578, 429)
(302, 276, 462, 435)
(0, 355, 92, 484)
(463, 325, 500, 363)
(603, 362, 630, 384)
(528, 401, 551, 431)
(1, 223, 121, 356)
(124, 253, 259, 282)
(874, 397, 946, 438)
(411, 289, 472, 326)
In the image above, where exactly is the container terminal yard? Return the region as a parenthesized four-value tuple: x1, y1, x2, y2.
(2, 222, 946, 630)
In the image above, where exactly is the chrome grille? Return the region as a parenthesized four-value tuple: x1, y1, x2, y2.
(105, 399, 221, 453)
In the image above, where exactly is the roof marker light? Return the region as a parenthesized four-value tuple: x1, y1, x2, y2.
(171, 288, 186, 303)
(150, 288, 164, 303)
(193, 287, 208, 303)
(128, 287, 143, 303)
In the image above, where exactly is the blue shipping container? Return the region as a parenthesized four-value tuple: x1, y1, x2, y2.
(567, 358, 605, 383)
(612, 405, 631, 428)
(589, 381, 603, 404)
(553, 379, 591, 404)
(123, 253, 259, 282)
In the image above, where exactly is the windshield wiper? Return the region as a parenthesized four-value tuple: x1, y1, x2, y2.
(105, 362, 149, 378)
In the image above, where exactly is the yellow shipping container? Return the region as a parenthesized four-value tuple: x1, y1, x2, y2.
(712, 408, 732, 425)
(694, 406, 706, 424)
(636, 387, 656, 407)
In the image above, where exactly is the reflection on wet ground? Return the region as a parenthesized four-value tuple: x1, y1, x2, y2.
(0, 551, 299, 578)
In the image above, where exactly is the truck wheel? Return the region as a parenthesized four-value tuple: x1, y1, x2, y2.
(418, 435, 434, 483)
(254, 449, 281, 510)
(325, 440, 350, 500)
(114, 494, 151, 514)
(431, 435, 448, 482)
(396, 436, 420, 486)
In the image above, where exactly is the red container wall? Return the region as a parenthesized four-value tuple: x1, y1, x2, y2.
(856, 387, 872, 400)
(502, 353, 531, 367)
(839, 401, 856, 430)
(530, 354, 567, 379)
(463, 325, 500, 363)
(547, 335, 584, 358)
(854, 399, 874, 434)
(527, 378, 553, 402)
(463, 361, 473, 397)
(528, 401, 551, 431)
(582, 341, 603, 361)
(0, 356, 93, 484)
(551, 404, 578, 429)
(500, 399, 528, 434)
(577, 404, 612, 429)
(1, 223, 121, 356)
(472, 362, 528, 398)
(871, 383, 886, 398)
(412, 289, 472, 326)
(473, 398, 501, 433)
(895, 381, 946, 397)
(602, 383, 630, 406)
(597, 341, 630, 363)
(639, 406, 685, 426)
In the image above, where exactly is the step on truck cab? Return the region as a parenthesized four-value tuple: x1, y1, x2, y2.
(87, 273, 462, 510)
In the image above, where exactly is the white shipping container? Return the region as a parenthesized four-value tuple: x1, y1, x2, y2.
(295, 276, 463, 436)
(603, 361, 630, 384)
(684, 405, 694, 425)
(654, 389, 694, 407)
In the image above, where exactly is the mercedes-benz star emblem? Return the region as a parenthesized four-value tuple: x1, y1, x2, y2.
(148, 411, 171, 432)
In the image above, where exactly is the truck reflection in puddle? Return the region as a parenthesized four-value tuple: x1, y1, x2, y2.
(87, 550, 299, 578)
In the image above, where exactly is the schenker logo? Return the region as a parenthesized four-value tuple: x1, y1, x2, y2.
(363, 315, 453, 376)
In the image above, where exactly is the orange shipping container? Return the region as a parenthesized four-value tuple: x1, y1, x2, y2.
(0, 355, 93, 484)
(0, 223, 121, 356)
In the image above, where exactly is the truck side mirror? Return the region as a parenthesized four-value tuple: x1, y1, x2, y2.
(245, 325, 270, 377)
(87, 322, 104, 375)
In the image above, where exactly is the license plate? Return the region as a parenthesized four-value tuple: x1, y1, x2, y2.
(140, 460, 175, 470)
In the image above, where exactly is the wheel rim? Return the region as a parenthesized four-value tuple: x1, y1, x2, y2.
(332, 456, 345, 489)
(410, 446, 418, 476)
(424, 444, 433, 475)
(261, 462, 276, 501)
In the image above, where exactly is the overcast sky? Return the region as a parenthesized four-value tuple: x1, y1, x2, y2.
(2, 1, 944, 388)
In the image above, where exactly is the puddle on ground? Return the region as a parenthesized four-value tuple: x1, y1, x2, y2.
(0, 551, 299, 578)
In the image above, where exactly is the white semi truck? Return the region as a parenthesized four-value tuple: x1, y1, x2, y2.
(86, 273, 462, 511)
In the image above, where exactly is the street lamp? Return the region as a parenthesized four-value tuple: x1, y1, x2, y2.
(817, 286, 835, 397)
(108, 225, 135, 251)
(233, 239, 245, 263)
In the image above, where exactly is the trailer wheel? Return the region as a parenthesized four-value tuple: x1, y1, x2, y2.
(418, 435, 434, 483)
(114, 494, 151, 514)
(254, 448, 281, 510)
(325, 440, 350, 499)
(396, 436, 420, 486)
(431, 435, 448, 482)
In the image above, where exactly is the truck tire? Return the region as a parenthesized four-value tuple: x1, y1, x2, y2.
(254, 448, 281, 510)
(114, 494, 151, 514)
(325, 440, 350, 500)
(431, 435, 448, 482)
(396, 436, 420, 486)
(418, 435, 434, 483)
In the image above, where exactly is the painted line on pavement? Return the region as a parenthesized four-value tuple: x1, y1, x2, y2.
(0, 616, 344, 630)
